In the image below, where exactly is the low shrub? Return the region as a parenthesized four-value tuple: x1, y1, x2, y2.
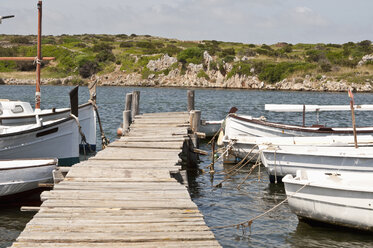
(197, 69, 210, 80)
(177, 47, 204, 64)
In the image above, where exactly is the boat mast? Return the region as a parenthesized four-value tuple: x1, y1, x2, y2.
(35, 0, 42, 110)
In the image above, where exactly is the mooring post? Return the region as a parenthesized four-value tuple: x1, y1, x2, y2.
(131, 91, 140, 120)
(123, 110, 131, 133)
(125, 93, 133, 111)
(187, 90, 195, 112)
(191, 110, 201, 133)
(125, 93, 133, 124)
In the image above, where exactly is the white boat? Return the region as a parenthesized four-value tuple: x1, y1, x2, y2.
(0, 158, 57, 198)
(265, 104, 373, 112)
(222, 135, 373, 162)
(0, 116, 80, 165)
(0, 98, 97, 153)
(200, 120, 222, 137)
(260, 145, 373, 182)
(283, 170, 373, 231)
(224, 113, 373, 139)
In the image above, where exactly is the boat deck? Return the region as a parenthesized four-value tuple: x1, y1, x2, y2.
(10, 112, 221, 248)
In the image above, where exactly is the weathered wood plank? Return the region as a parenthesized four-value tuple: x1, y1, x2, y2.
(11, 240, 221, 248)
(108, 142, 183, 149)
(41, 190, 191, 201)
(66, 167, 173, 179)
(16, 231, 217, 243)
(54, 181, 186, 190)
(40, 199, 198, 209)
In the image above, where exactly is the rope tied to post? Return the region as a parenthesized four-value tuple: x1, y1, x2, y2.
(89, 100, 110, 149)
(33, 57, 42, 65)
(70, 113, 92, 158)
(211, 181, 310, 231)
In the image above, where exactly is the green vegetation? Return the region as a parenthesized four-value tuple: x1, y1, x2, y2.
(0, 34, 372, 85)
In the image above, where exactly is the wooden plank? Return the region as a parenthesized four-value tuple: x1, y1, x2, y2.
(40, 199, 198, 209)
(41, 190, 191, 201)
(16, 231, 217, 242)
(74, 160, 180, 168)
(66, 167, 174, 179)
(108, 142, 183, 149)
(11, 240, 221, 248)
(53, 182, 186, 191)
(34, 208, 201, 215)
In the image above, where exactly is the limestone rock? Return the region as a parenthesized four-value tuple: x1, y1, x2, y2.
(146, 54, 177, 71)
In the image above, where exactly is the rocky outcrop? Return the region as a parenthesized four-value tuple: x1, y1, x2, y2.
(146, 54, 177, 72)
(3, 52, 373, 92)
(358, 54, 373, 66)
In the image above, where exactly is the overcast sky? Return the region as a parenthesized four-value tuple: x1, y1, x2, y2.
(1, 0, 373, 44)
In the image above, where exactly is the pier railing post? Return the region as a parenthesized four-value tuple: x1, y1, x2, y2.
(190, 110, 201, 133)
(187, 90, 195, 112)
(131, 91, 140, 120)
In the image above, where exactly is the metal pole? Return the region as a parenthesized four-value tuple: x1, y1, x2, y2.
(302, 104, 305, 127)
(350, 101, 358, 148)
(35, 1, 42, 110)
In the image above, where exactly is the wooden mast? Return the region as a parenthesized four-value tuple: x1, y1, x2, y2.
(35, 0, 42, 110)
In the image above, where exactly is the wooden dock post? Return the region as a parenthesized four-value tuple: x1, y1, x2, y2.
(187, 90, 195, 112)
(190, 110, 201, 133)
(122, 110, 131, 132)
(131, 91, 140, 120)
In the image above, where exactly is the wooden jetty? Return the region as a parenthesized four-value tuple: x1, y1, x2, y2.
(11, 94, 221, 247)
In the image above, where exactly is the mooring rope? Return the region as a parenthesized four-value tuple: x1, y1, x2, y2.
(211, 181, 310, 230)
(216, 144, 258, 176)
(236, 155, 261, 190)
(213, 145, 259, 188)
(205, 140, 236, 170)
(70, 113, 92, 159)
(89, 100, 110, 149)
(207, 127, 222, 145)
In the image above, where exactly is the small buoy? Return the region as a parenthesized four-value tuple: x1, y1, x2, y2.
(116, 127, 123, 136)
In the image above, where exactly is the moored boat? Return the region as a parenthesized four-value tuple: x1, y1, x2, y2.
(0, 116, 80, 166)
(0, 98, 97, 153)
(222, 135, 373, 162)
(283, 170, 373, 231)
(0, 158, 57, 198)
(260, 145, 373, 182)
(224, 113, 373, 139)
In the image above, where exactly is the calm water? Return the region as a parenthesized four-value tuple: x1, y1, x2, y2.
(1, 85, 373, 247)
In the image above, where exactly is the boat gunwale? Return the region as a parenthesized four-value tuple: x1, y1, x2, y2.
(0, 102, 93, 120)
(229, 114, 373, 134)
(0, 116, 76, 138)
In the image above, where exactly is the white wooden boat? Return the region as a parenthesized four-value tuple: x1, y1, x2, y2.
(260, 145, 373, 182)
(0, 99, 97, 153)
(200, 120, 222, 137)
(222, 135, 373, 162)
(224, 113, 373, 139)
(0, 158, 57, 198)
(265, 104, 373, 112)
(283, 170, 373, 231)
(0, 116, 80, 165)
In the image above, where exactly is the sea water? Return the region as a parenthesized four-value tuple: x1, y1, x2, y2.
(1, 85, 373, 247)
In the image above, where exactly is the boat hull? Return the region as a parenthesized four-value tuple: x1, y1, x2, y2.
(0, 159, 57, 197)
(0, 118, 79, 166)
(1, 103, 96, 153)
(260, 146, 373, 181)
(224, 114, 373, 139)
(283, 171, 373, 231)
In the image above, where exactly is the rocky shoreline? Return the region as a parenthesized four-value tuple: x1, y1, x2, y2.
(2, 53, 373, 92)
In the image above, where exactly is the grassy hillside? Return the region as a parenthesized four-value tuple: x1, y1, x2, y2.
(0, 34, 372, 85)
